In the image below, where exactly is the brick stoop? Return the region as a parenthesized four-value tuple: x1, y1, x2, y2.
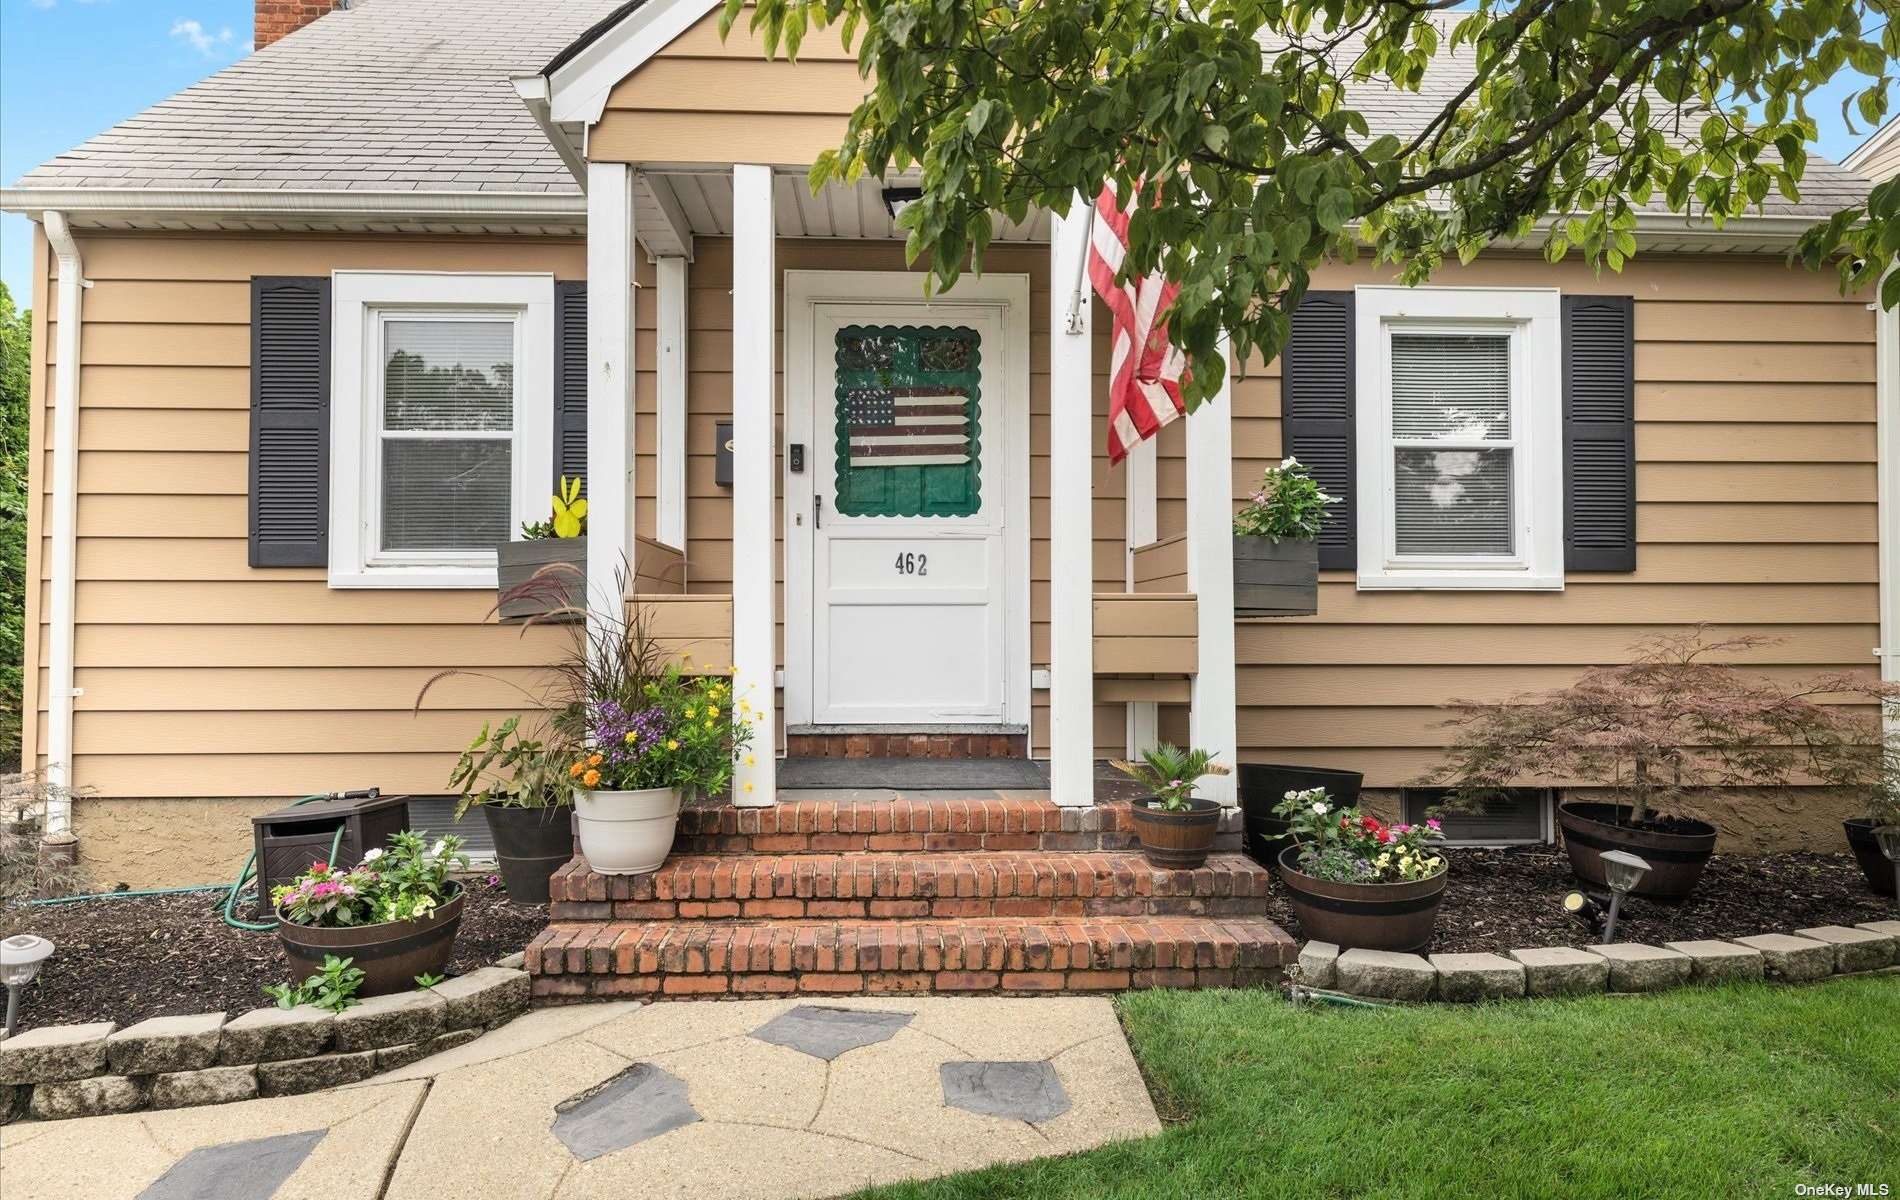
(529, 795, 1293, 1001)
(527, 916, 1295, 999)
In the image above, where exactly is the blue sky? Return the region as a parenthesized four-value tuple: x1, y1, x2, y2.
(0, 0, 1892, 307)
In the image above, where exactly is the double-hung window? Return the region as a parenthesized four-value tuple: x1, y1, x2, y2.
(1354, 286, 1563, 590)
(329, 272, 554, 588)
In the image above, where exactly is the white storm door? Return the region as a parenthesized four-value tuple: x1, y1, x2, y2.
(811, 307, 1007, 723)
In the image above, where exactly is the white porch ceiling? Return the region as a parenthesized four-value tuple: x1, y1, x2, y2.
(645, 171, 1054, 246)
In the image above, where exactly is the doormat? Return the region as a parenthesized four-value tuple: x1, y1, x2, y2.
(778, 756, 1049, 790)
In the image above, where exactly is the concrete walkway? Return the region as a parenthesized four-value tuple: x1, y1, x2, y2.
(0, 996, 1161, 1200)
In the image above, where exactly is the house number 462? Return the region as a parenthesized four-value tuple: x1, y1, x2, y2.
(893, 552, 928, 577)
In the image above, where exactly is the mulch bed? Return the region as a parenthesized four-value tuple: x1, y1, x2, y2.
(1258, 845, 1897, 955)
(0, 876, 547, 1035)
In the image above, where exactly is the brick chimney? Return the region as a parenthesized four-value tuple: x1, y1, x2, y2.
(255, 0, 343, 49)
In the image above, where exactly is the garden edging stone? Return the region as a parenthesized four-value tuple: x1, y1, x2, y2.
(1428, 953, 1525, 1001)
(148, 1064, 259, 1110)
(331, 990, 447, 1053)
(26, 1074, 147, 1120)
(1661, 940, 1765, 983)
(1296, 941, 1339, 989)
(255, 1048, 381, 1097)
(1733, 933, 1835, 982)
(1586, 944, 1692, 992)
(1507, 947, 1609, 997)
(218, 1005, 335, 1064)
(429, 966, 532, 1029)
(1794, 925, 1897, 973)
(0, 1022, 114, 1084)
(1335, 949, 1437, 1001)
(105, 1012, 225, 1075)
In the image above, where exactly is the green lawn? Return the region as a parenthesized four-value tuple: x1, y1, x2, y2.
(860, 976, 1899, 1200)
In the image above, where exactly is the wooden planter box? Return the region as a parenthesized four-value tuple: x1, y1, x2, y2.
(1234, 535, 1318, 616)
(496, 538, 585, 622)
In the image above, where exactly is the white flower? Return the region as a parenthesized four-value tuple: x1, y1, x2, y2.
(1280, 456, 1300, 469)
(429, 838, 448, 858)
(1310, 801, 1329, 815)
(361, 848, 384, 863)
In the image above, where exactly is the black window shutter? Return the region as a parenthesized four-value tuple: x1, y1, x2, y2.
(249, 277, 330, 567)
(555, 281, 588, 488)
(1280, 291, 1356, 570)
(1562, 295, 1637, 572)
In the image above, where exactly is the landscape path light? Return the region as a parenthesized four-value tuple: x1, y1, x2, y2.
(1, 933, 54, 1036)
(1597, 850, 1651, 945)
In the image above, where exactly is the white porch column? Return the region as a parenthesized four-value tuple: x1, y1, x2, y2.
(731, 163, 777, 805)
(1124, 438, 1158, 756)
(1187, 346, 1238, 804)
(655, 255, 689, 552)
(1048, 201, 1096, 806)
(586, 162, 636, 638)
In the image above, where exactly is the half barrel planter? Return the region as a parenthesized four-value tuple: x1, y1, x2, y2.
(495, 538, 585, 622)
(1557, 801, 1717, 902)
(1234, 535, 1318, 617)
(1277, 845, 1447, 952)
(1129, 797, 1222, 869)
(277, 882, 465, 997)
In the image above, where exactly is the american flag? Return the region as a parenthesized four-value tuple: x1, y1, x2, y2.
(1087, 179, 1189, 464)
(843, 386, 972, 467)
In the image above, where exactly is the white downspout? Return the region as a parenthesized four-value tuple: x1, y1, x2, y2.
(41, 212, 84, 839)
(1878, 286, 1900, 729)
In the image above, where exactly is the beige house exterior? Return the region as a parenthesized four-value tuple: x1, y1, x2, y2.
(6, 0, 1897, 887)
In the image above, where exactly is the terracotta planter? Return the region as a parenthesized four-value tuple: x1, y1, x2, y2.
(495, 538, 584, 622)
(1843, 818, 1898, 897)
(483, 804, 573, 905)
(1130, 797, 1221, 869)
(1276, 845, 1447, 953)
(277, 883, 464, 997)
(1234, 535, 1318, 616)
(1557, 801, 1717, 902)
(1237, 763, 1364, 869)
(575, 787, 682, 875)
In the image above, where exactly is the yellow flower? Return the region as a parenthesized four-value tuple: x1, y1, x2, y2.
(704, 720, 714, 731)
(624, 731, 638, 744)
(727, 665, 738, 675)
(684, 707, 696, 719)
(681, 650, 693, 660)
(744, 754, 755, 767)
(708, 707, 720, 719)
(666, 739, 680, 751)
(582, 768, 601, 788)
(743, 782, 754, 794)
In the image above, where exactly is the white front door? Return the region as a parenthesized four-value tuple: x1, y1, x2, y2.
(806, 305, 1008, 724)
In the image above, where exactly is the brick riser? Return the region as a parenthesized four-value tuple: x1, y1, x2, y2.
(784, 733, 1027, 759)
(549, 852, 1276, 922)
(528, 916, 1295, 1000)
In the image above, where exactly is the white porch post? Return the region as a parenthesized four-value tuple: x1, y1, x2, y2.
(586, 162, 636, 636)
(1124, 439, 1158, 756)
(1187, 346, 1238, 804)
(731, 163, 777, 804)
(1048, 201, 1096, 805)
(655, 255, 689, 551)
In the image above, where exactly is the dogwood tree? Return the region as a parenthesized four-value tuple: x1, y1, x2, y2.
(726, 0, 1898, 408)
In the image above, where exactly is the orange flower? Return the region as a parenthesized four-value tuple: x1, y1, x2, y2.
(567, 762, 584, 778)
(587, 752, 604, 767)
(582, 768, 601, 788)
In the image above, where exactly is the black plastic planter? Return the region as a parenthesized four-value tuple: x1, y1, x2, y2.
(1844, 818, 1898, 897)
(1237, 763, 1364, 869)
(483, 804, 573, 905)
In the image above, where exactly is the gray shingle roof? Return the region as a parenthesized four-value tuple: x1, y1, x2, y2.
(10, 0, 1872, 219)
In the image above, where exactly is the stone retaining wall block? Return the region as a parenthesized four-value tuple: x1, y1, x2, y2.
(1507, 947, 1610, 997)
(1334, 949, 1436, 1001)
(0, 1022, 115, 1085)
(106, 1012, 225, 1075)
(1428, 953, 1526, 1001)
(27, 1074, 148, 1120)
(1296, 942, 1339, 989)
(1794, 925, 1897, 973)
(331, 990, 447, 1053)
(218, 1005, 335, 1064)
(255, 1049, 380, 1098)
(1661, 940, 1765, 984)
(1733, 933, 1835, 982)
(149, 1065, 259, 1110)
(432, 967, 531, 1030)
(1585, 944, 1692, 992)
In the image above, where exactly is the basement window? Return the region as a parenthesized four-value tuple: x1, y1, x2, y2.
(1401, 787, 1554, 847)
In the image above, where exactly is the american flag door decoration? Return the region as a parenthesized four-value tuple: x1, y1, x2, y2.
(832, 325, 983, 519)
(1086, 180, 1190, 464)
(843, 386, 972, 467)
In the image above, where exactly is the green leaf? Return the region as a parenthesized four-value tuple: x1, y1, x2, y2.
(1316, 188, 1355, 232)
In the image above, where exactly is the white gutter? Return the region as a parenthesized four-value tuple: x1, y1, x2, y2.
(40, 212, 83, 838)
(0, 188, 586, 222)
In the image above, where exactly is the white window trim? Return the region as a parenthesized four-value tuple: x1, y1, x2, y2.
(1354, 285, 1564, 591)
(329, 271, 555, 589)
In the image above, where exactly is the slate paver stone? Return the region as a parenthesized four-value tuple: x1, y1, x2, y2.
(1794, 925, 1897, 973)
(1429, 953, 1526, 1001)
(136, 1129, 326, 1200)
(552, 1063, 700, 1161)
(1508, 947, 1610, 997)
(332, 990, 446, 1052)
(107, 1013, 225, 1075)
(28, 1074, 147, 1120)
(1662, 940, 1765, 983)
(0, 1021, 114, 1084)
(1296, 941, 1339, 989)
(1334, 949, 1436, 1001)
(1733, 933, 1835, 982)
(940, 1061, 1072, 1124)
(218, 1005, 334, 1064)
(1585, 943, 1691, 992)
(749, 1005, 913, 1061)
(149, 1065, 258, 1110)
(431, 967, 531, 1031)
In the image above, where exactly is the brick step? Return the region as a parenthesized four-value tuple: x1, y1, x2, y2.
(548, 852, 1275, 921)
(527, 915, 1296, 1000)
(676, 795, 1242, 855)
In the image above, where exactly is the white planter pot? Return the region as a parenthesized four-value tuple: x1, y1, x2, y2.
(573, 786, 682, 875)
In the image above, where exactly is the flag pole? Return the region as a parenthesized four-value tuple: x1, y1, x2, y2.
(1062, 200, 1096, 335)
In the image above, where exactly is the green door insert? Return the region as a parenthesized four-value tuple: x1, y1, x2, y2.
(833, 325, 982, 518)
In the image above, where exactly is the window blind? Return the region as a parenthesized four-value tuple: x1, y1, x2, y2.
(1390, 332, 1514, 556)
(379, 317, 515, 552)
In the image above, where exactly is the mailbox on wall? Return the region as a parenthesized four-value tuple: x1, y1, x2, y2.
(715, 421, 734, 487)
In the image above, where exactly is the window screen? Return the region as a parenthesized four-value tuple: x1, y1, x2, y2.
(379, 318, 514, 552)
(1401, 788, 1552, 845)
(1390, 332, 1514, 557)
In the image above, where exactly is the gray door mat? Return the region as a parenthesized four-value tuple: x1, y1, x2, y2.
(777, 756, 1049, 790)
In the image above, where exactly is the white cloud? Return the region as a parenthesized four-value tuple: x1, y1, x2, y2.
(169, 17, 238, 58)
